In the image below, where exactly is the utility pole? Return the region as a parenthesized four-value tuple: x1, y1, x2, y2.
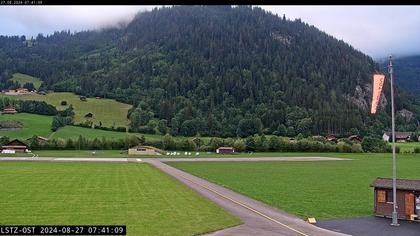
(389, 55, 399, 226)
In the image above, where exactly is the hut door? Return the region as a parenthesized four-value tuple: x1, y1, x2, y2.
(405, 193, 415, 217)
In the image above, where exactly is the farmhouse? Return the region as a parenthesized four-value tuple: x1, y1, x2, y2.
(326, 134, 337, 142)
(382, 132, 414, 142)
(128, 146, 163, 155)
(84, 112, 93, 119)
(348, 135, 362, 142)
(216, 147, 235, 154)
(26, 136, 49, 144)
(1, 139, 29, 153)
(371, 177, 420, 221)
(2, 106, 17, 114)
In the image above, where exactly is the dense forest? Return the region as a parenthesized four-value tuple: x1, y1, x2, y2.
(0, 6, 419, 137)
(379, 55, 420, 96)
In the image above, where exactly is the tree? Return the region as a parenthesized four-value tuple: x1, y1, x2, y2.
(162, 134, 175, 150)
(23, 82, 35, 91)
(157, 119, 168, 134)
(245, 136, 256, 151)
(237, 118, 263, 138)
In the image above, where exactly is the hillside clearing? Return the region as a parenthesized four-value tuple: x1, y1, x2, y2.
(11, 73, 42, 90)
(1, 92, 132, 128)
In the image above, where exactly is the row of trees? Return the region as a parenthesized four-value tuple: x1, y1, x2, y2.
(0, 97, 57, 115)
(4, 133, 395, 153)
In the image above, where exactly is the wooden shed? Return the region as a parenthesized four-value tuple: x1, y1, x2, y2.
(371, 177, 420, 221)
(128, 146, 163, 156)
(1, 139, 28, 153)
(216, 147, 235, 154)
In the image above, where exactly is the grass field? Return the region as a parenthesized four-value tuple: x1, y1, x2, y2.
(0, 113, 206, 143)
(170, 153, 420, 220)
(11, 73, 42, 89)
(0, 113, 52, 139)
(51, 125, 165, 141)
(1, 92, 132, 128)
(0, 162, 240, 235)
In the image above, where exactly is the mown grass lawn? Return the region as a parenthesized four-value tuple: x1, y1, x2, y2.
(1, 92, 132, 128)
(11, 73, 43, 89)
(0, 113, 53, 139)
(0, 162, 240, 235)
(170, 153, 420, 220)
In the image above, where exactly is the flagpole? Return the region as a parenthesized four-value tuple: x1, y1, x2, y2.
(389, 55, 399, 226)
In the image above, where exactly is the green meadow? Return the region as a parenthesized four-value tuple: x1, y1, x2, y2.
(1, 91, 132, 128)
(170, 153, 420, 220)
(0, 113, 52, 139)
(0, 162, 240, 235)
(11, 73, 43, 89)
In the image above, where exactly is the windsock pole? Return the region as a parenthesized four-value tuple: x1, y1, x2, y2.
(389, 55, 399, 226)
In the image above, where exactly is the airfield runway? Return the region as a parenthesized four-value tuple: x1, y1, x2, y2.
(0, 156, 349, 236)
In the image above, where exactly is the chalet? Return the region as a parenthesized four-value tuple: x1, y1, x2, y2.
(84, 112, 94, 119)
(383, 132, 414, 142)
(371, 177, 420, 221)
(26, 136, 49, 144)
(348, 135, 362, 142)
(1, 139, 29, 153)
(2, 106, 17, 114)
(216, 147, 235, 154)
(128, 146, 163, 155)
(326, 134, 337, 142)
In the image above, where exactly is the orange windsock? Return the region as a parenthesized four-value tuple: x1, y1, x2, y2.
(371, 73, 385, 114)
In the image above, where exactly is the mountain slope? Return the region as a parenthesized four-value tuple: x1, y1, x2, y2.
(385, 55, 420, 95)
(0, 6, 418, 137)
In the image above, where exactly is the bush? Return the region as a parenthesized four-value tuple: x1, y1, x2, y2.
(414, 147, 420, 153)
(362, 136, 387, 152)
(351, 143, 363, 153)
(61, 101, 67, 106)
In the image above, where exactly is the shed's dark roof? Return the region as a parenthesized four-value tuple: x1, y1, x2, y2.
(370, 177, 420, 191)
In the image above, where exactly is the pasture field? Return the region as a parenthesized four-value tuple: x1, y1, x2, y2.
(0, 113, 208, 142)
(0, 113, 52, 139)
(51, 125, 164, 141)
(170, 153, 420, 220)
(11, 73, 42, 89)
(1, 92, 132, 128)
(0, 162, 240, 235)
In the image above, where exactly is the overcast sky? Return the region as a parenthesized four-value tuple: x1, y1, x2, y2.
(0, 5, 419, 59)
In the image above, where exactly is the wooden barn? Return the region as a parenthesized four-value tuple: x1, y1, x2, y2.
(371, 177, 420, 221)
(2, 106, 17, 114)
(128, 146, 163, 155)
(1, 139, 29, 153)
(216, 147, 235, 154)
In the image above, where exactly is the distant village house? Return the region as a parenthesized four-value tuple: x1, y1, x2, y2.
(348, 135, 362, 142)
(383, 132, 414, 143)
(2, 106, 17, 114)
(1, 139, 29, 153)
(84, 112, 94, 119)
(128, 146, 163, 155)
(216, 147, 235, 154)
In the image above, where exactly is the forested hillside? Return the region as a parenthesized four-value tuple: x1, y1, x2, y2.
(380, 55, 420, 95)
(0, 6, 418, 137)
